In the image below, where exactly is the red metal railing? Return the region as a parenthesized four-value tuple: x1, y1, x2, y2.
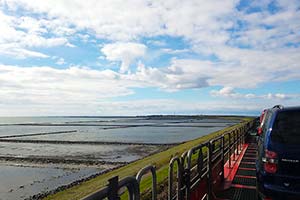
(82, 120, 256, 200)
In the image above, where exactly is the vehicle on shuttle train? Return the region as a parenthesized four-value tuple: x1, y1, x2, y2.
(256, 105, 300, 200)
(257, 109, 270, 136)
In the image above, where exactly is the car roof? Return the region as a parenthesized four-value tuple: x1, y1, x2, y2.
(279, 106, 300, 111)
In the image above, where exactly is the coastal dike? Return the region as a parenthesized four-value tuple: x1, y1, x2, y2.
(43, 117, 255, 200)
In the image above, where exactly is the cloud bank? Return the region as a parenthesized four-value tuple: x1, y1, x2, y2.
(0, 0, 299, 115)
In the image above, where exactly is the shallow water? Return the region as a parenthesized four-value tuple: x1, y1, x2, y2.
(0, 142, 162, 162)
(0, 162, 105, 200)
(7, 126, 223, 144)
(0, 116, 133, 125)
(0, 125, 76, 137)
(0, 116, 239, 200)
(0, 118, 237, 144)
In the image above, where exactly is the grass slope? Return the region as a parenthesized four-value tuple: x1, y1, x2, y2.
(44, 117, 254, 200)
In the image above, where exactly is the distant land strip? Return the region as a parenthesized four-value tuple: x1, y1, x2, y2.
(0, 130, 77, 139)
(0, 123, 228, 128)
(0, 139, 181, 146)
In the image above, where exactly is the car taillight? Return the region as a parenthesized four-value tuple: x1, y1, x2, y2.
(263, 150, 278, 174)
(264, 162, 277, 173)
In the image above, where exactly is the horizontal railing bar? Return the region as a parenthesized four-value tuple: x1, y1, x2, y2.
(81, 119, 256, 200)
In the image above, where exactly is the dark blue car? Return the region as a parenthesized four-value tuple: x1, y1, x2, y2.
(256, 105, 300, 200)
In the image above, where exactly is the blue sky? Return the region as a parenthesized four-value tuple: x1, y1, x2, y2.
(0, 0, 299, 116)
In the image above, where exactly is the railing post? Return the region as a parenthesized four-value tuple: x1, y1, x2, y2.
(181, 151, 188, 199)
(185, 168, 191, 200)
(235, 130, 238, 156)
(185, 151, 192, 200)
(221, 135, 225, 182)
(208, 142, 213, 200)
(237, 129, 240, 155)
(242, 126, 246, 145)
(108, 176, 120, 200)
(169, 157, 183, 200)
(120, 177, 140, 200)
(228, 132, 231, 168)
(240, 127, 243, 151)
(127, 186, 135, 200)
(136, 165, 157, 200)
(232, 131, 236, 161)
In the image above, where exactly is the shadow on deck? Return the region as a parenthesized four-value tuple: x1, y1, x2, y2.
(216, 134, 258, 200)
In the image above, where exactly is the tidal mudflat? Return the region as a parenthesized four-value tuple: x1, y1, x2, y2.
(0, 161, 112, 200)
(0, 116, 239, 199)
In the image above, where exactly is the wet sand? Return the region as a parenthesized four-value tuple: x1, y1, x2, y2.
(0, 143, 169, 200)
(0, 161, 116, 200)
(0, 116, 239, 199)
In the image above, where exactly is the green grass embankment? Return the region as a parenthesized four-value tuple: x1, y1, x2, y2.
(44, 117, 255, 200)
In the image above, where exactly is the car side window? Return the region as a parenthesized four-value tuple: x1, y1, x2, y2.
(262, 111, 272, 140)
(271, 110, 300, 144)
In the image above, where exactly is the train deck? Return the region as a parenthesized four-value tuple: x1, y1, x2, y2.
(216, 134, 258, 200)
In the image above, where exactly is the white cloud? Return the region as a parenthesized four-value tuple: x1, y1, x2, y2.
(1, 0, 299, 87)
(0, 64, 134, 108)
(0, 63, 299, 116)
(56, 58, 65, 65)
(91, 99, 263, 116)
(124, 59, 212, 91)
(2, 0, 236, 41)
(1, 93, 298, 116)
(0, 0, 299, 115)
(192, 46, 300, 88)
(274, 93, 287, 99)
(0, 9, 73, 58)
(101, 42, 147, 73)
(210, 87, 237, 98)
(0, 44, 49, 58)
(211, 87, 297, 100)
(78, 34, 90, 43)
(265, 93, 290, 100)
(162, 48, 190, 54)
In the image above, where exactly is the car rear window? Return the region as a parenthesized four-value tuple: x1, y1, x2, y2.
(271, 110, 300, 145)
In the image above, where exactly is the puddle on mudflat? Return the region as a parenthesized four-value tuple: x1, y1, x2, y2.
(0, 161, 110, 200)
(0, 142, 165, 163)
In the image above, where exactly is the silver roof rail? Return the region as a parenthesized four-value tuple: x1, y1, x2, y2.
(272, 105, 284, 109)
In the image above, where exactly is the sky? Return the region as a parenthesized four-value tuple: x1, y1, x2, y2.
(0, 0, 299, 116)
